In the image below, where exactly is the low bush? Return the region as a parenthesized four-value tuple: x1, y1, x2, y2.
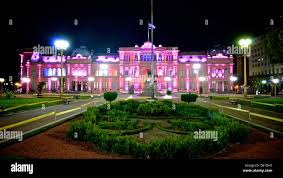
(181, 93, 198, 103)
(112, 100, 141, 113)
(170, 120, 212, 132)
(98, 120, 139, 130)
(68, 120, 93, 140)
(175, 103, 208, 117)
(137, 101, 172, 116)
(106, 109, 128, 121)
(120, 123, 153, 135)
(83, 107, 98, 123)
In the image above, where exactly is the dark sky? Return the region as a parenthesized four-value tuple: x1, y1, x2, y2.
(3, 0, 282, 79)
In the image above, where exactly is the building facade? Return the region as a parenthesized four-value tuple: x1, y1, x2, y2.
(19, 42, 234, 94)
(249, 36, 283, 77)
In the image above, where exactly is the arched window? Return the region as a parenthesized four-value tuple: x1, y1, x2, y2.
(52, 68, 56, 76)
(48, 68, 52, 76)
(57, 68, 61, 76)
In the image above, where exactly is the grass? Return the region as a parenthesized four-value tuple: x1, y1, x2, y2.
(253, 98, 283, 104)
(0, 97, 59, 108)
(0, 97, 63, 114)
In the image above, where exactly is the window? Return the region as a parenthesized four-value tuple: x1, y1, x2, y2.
(124, 70, 129, 76)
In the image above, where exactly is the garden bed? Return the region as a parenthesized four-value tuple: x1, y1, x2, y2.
(68, 100, 251, 159)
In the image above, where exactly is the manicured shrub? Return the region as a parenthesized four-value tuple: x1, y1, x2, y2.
(103, 92, 118, 103)
(166, 90, 172, 95)
(111, 100, 141, 113)
(170, 120, 212, 132)
(83, 107, 98, 123)
(106, 109, 128, 121)
(175, 103, 208, 117)
(98, 120, 139, 130)
(181, 93, 198, 104)
(68, 120, 93, 140)
(137, 101, 172, 116)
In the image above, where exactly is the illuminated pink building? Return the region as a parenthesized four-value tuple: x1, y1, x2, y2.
(19, 42, 234, 94)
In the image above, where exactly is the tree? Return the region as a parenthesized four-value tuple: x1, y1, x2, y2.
(264, 27, 283, 64)
(181, 93, 198, 104)
(103, 92, 118, 103)
(37, 82, 45, 96)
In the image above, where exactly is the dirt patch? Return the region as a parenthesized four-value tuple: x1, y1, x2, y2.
(213, 128, 283, 159)
(0, 118, 129, 159)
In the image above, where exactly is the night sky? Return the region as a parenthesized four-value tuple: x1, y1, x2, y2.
(4, 0, 282, 80)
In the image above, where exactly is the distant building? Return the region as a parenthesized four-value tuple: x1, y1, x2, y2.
(249, 35, 283, 78)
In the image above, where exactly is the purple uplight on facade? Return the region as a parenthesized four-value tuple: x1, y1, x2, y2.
(96, 56, 119, 62)
(31, 52, 40, 61)
(43, 56, 67, 63)
(179, 55, 207, 63)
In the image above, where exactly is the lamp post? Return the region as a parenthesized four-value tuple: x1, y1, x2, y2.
(261, 80, 267, 94)
(230, 76, 237, 96)
(88, 77, 94, 93)
(0, 78, 4, 93)
(239, 38, 252, 97)
(272, 78, 279, 97)
(54, 39, 69, 99)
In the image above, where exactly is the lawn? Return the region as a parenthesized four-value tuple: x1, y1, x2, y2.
(68, 99, 251, 159)
(253, 97, 283, 104)
(0, 97, 59, 108)
(0, 97, 63, 114)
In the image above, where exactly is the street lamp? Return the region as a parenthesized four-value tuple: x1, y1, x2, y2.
(54, 39, 69, 99)
(88, 77, 94, 93)
(230, 76, 238, 95)
(261, 80, 267, 84)
(272, 78, 279, 97)
(0, 78, 4, 93)
(239, 38, 252, 97)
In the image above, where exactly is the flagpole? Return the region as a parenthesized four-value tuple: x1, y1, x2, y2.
(150, 0, 154, 99)
(147, 23, 150, 41)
